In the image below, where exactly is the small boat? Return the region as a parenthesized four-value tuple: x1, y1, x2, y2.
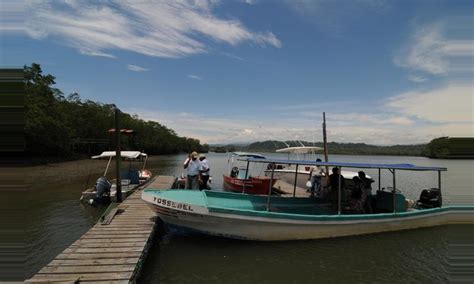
(223, 152, 277, 195)
(142, 158, 474, 241)
(81, 151, 152, 204)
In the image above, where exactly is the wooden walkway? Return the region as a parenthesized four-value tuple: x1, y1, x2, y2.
(26, 176, 175, 283)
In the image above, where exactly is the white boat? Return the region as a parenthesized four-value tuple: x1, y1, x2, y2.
(81, 151, 152, 204)
(142, 158, 473, 241)
(265, 146, 367, 190)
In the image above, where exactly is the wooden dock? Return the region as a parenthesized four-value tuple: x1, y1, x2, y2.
(26, 175, 175, 283)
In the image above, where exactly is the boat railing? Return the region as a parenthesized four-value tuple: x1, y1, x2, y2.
(238, 157, 447, 215)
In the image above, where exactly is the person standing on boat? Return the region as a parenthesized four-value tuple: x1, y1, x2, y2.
(308, 158, 324, 197)
(328, 167, 345, 202)
(358, 171, 373, 213)
(198, 154, 210, 190)
(184, 151, 200, 189)
(347, 176, 367, 213)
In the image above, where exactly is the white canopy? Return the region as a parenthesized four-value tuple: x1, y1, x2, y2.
(276, 146, 323, 154)
(92, 151, 147, 159)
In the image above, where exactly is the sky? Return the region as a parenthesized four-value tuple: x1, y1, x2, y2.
(2, 0, 473, 145)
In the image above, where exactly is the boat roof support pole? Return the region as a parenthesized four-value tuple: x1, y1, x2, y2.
(115, 108, 122, 203)
(267, 163, 275, 212)
(392, 169, 396, 213)
(438, 170, 442, 207)
(293, 164, 299, 197)
(243, 160, 250, 194)
(378, 168, 381, 191)
(104, 156, 112, 176)
(338, 166, 342, 215)
(323, 112, 329, 176)
(142, 155, 148, 171)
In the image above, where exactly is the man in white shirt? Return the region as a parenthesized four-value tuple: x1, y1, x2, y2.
(184, 151, 200, 189)
(308, 158, 324, 197)
(198, 154, 210, 190)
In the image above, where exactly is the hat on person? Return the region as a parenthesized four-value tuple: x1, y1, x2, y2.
(191, 151, 198, 158)
(199, 154, 206, 159)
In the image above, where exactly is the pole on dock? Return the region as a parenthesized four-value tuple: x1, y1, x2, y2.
(115, 108, 122, 202)
(322, 112, 329, 175)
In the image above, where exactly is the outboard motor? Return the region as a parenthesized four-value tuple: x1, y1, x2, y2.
(416, 188, 442, 209)
(92, 176, 111, 205)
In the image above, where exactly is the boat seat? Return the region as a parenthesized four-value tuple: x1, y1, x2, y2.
(375, 189, 407, 212)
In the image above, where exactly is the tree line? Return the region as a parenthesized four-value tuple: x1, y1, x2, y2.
(210, 139, 463, 158)
(25, 63, 208, 161)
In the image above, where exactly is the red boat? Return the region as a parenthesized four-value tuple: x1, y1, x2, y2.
(223, 152, 278, 195)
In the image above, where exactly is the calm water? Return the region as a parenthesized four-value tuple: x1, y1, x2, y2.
(3, 153, 473, 282)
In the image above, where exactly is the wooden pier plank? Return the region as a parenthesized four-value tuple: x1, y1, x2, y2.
(25, 175, 175, 283)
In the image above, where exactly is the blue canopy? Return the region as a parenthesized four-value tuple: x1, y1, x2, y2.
(239, 157, 447, 171)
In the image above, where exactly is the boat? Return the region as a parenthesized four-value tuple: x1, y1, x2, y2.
(81, 151, 152, 204)
(223, 152, 277, 195)
(142, 158, 473, 241)
(265, 146, 370, 190)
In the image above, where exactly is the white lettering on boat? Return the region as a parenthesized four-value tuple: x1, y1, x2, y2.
(153, 197, 194, 212)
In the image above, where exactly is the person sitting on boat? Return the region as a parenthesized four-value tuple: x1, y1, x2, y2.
(308, 158, 324, 197)
(328, 167, 345, 202)
(346, 176, 367, 213)
(184, 151, 200, 189)
(198, 154, 210, 190)
(358, 171, 374, 213)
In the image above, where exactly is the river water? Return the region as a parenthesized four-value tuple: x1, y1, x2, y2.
(3, 153, 473, 282)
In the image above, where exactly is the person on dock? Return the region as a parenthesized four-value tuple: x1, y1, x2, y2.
(184, 151, 200, 189)
(198, 154, 210, 190)
(308, 158, 324, 197)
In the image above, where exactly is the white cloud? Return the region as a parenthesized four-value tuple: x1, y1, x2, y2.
(127, 64, 149, 72)
(221, 52, 244, 61)
(187, 74, 202, 80)
(20, 0, 281, 59)
(394, 21, 474, 76)
(408, 74, 427, 83)
(387, 83, 473, 123)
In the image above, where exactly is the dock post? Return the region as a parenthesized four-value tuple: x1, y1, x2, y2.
(115, 108, 122, 202)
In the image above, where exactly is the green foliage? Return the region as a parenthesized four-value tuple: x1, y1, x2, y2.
(425, 137, 474, 159)
(25, 63, 207, 158)
(211, 140, 427, 156)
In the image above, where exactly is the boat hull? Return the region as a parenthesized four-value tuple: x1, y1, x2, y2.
(223, 175, 276, 195)
(142, 191, 474, 241)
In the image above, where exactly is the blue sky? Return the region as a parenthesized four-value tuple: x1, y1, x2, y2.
(2, 0, 473, 145)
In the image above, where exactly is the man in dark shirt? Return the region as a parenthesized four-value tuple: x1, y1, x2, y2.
(328, 167, 345, 202)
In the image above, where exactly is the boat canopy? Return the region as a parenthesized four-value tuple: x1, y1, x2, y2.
(231, 152, 266, 159)
(276, 146, 323, 154)
(92, 151, 147, 159)
(240, 157, 447, 171)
